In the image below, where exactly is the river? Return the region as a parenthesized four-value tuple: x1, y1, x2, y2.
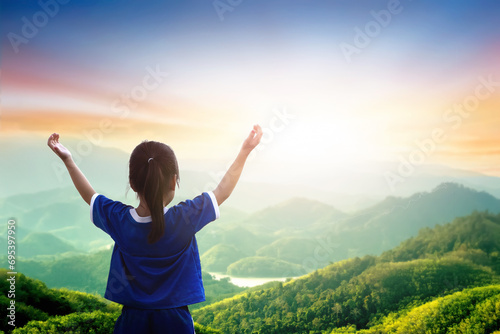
(208, 272, 294, 288)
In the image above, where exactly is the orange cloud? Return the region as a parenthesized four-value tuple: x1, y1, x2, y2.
(1, 109, 238, 159)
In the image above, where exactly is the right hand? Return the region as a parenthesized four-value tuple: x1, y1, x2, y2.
(241, 125, 263, 153)
(47, 133, 72, 162)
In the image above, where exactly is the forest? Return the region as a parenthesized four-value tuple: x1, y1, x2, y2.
(191, 211, 500, 333)
(0, 269, 221, 334)
(1, 211, 500, 333)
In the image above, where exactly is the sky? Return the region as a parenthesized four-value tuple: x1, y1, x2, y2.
(2, 0, 500, 195)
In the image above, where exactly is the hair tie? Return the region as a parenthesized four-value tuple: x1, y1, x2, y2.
(148, 158, 153, 163)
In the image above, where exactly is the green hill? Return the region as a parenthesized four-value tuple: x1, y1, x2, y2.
(201, 244, 248, 273)
(194, 257, 497, 333)
(15, 249, 112, 294)
(243, 197, 345, 236)
(0, 269, 220, 334)
(192, 211, 500, 333)
(20, 232, 78, 258)
(380, 210, 500, 273)
(198, 225, 271, 258)
(256, 237, 320, 264)
(0, 268, 120, 333)
(357, 285, 500, 334)
(3, 212, 500, 333)
(9, 249, 245, 311)
(197, 272, 245, 310)
(226, 256, 303, 277)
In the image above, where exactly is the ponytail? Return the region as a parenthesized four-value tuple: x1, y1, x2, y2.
(129, 140, 179, 245)
(144, 159, 165, 244)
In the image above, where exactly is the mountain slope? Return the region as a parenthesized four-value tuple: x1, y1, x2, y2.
(226, 256, 303, 277)
(20, 232, 78, 257)
(242, 197, 345, 235)
(256, 237, 321, 264)
(359, 285, 500, 334)
(0, 268, 119, 333)
(201, 244, 248, 273)
(0, 269, 221, 334)
(380, 210, 500, 273)
(10, 248, 244, 311)
(193, 258, 497, 333)
(319, 183, 500, 261)
(192, 211, 500, 333)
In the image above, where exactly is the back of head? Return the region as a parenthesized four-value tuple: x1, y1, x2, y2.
(129, 141, 179, 244)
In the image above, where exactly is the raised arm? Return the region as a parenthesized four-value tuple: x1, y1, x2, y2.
(47, 133, 96, 205)
(213, 125, 262, 206)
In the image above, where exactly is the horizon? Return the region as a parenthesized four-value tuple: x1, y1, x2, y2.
(2, 132, 500, 213)
(2, 130, 500, 213)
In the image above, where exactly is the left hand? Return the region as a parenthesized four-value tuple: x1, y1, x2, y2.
(47, 133, 72, 162)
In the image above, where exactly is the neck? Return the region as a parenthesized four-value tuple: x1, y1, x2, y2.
(136, 201, 151, 217)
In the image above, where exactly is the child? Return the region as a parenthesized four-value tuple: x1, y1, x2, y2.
(47, 125, 263, 333)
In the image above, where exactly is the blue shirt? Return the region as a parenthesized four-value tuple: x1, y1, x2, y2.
(90, 192, 220, 309)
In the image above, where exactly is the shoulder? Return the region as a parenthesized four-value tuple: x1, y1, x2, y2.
(171, 192, 218, 213)
(91, 194, 132, 221)
(167, 192, 220, 233)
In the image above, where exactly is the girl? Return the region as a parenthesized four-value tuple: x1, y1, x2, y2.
(47, 125, 263, 333)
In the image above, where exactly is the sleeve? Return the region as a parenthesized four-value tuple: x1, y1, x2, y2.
(173, 191, 220, 233)
(90, 193, 127, 239)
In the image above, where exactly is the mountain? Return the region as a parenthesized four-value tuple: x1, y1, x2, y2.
(240, 197, 345, 236)
(5, 180, 500, 278)
(256, 237, 321, 264)
(341, 182, 500, 231)
(15, 249, 112, 294)
(314, 182, 500, 263)
(192, 211, 500, 333)
(0, 192, 114, 253)
(0, 184, 249, 254)
(198, 225, 272, 258)
(380, 210, 500, 269)
(0, 136, 131, 198)
(226, 256, 303, 277)
(198, 183, 500, 276)
(20, 232, 78, 258)
(197, 198, 345, 274)
(201, 244, 248, 273)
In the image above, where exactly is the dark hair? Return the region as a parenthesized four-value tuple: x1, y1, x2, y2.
(129, 141, 179, 244)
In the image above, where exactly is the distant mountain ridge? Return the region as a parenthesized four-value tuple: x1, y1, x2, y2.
(3, 135, 500, 212)
(21, 232, 78, 258)
(197, 182, 500, 276)
(330, 182, 500, 256)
